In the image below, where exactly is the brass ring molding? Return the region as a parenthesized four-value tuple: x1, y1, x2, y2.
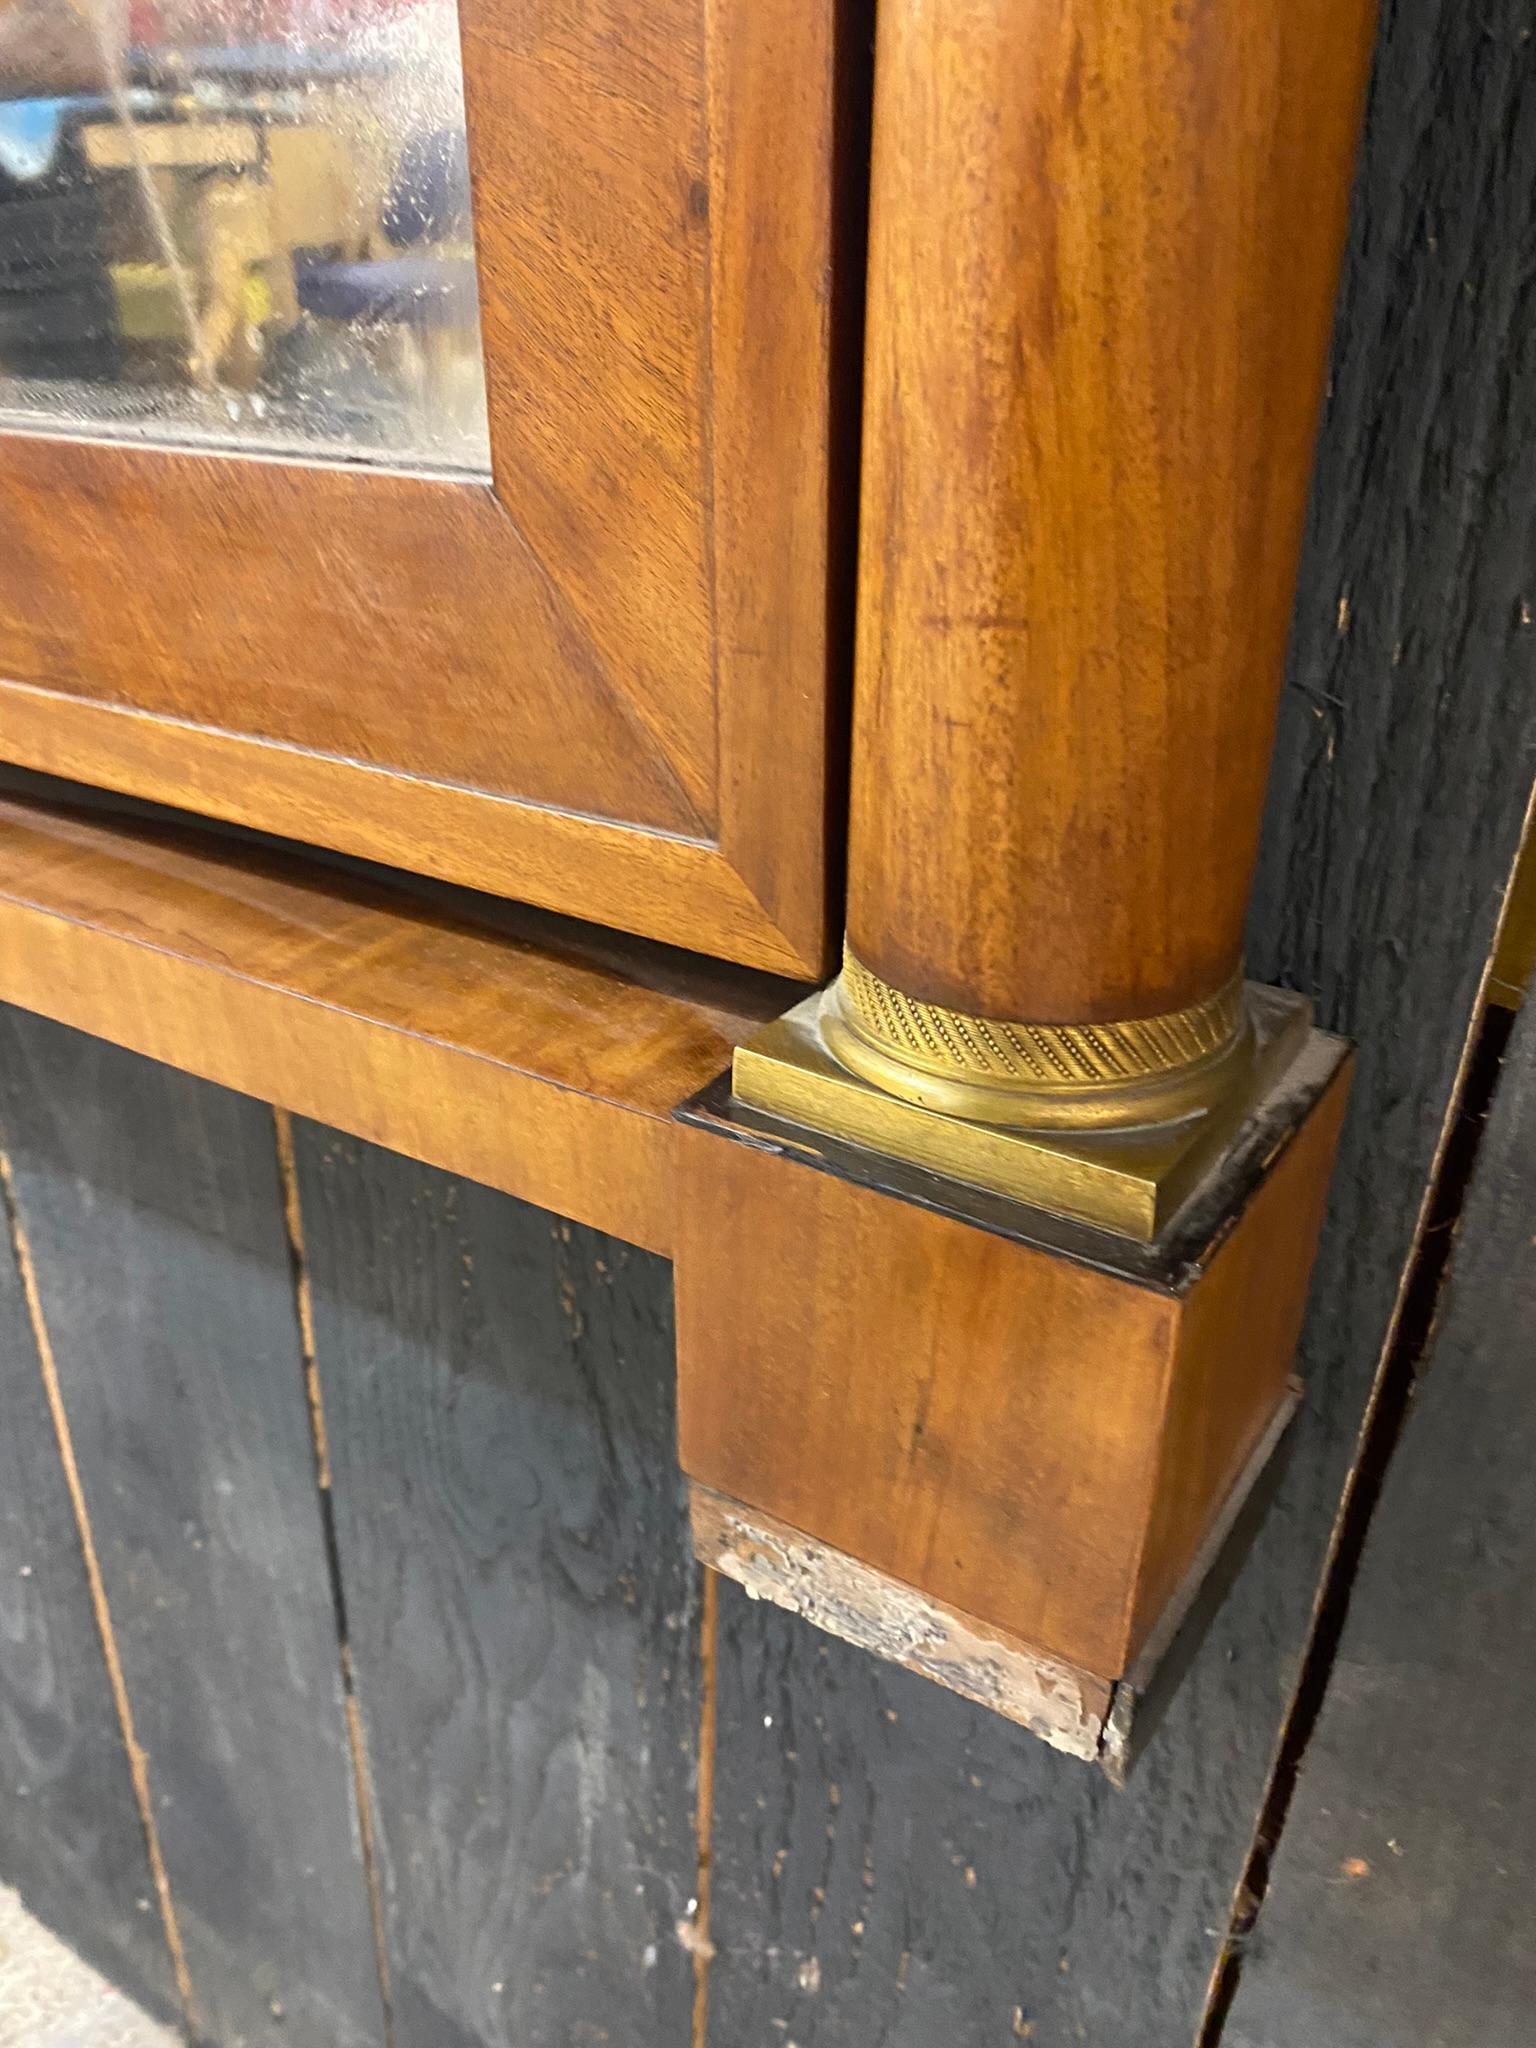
(822, 950, 1250, 1131)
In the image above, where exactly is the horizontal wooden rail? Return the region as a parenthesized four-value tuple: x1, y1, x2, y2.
(0, 791, 789, 1255)
(0, 782, 1343, 1765)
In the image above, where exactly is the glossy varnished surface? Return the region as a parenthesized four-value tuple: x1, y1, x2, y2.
(0, 0, 850, 976)
(705, 0, 1536, 2027)
(847, 0, 1376, 1021)
(0, 792, 787, 1252)
(676, 1053, 1348, 1679)
(6, 3, 1536, 2039)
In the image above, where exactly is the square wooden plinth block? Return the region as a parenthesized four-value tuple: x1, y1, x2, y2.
(674, 1031, 1350, 1763)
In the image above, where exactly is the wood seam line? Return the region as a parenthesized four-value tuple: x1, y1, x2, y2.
(272, 1106, 396, 2047)
(690, 1567, 720, 2048)
(0, 1143, 200, 2040)
(275, 1108, 332, 1492)
(1196, 769, 1536, 2044)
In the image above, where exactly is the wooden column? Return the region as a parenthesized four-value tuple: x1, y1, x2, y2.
(683, 0, 1375, 1750)
(820, 0, 1377, 1132)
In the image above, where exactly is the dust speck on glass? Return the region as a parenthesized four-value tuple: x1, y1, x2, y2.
(0, 0, 491, 473)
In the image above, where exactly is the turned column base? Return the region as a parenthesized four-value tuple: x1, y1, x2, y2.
(733, 979, 1315, 1240)
(823, 949, 1253, 1132)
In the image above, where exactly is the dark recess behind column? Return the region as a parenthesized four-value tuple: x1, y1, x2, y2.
(701, 0, 1536, 2042)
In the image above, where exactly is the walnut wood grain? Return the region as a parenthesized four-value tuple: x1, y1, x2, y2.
(0, 0, 848, 977)
(0, 792, 787, 1254)
(703, 0, 1536, 2020)
(846, 0, 1377, 1023)
(676, 1054, 1349, 1680)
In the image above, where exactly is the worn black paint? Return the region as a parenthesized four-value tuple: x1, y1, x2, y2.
(1223, 997, 1536, 2048)
(703, 1, 1536, 2041)
(289, 1127, 702, 2048)
(0, 1013, 385, 2048)
(0, 1149, 178, 2026)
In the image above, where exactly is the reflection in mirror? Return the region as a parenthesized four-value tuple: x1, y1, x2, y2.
(0, 0, 491, 472)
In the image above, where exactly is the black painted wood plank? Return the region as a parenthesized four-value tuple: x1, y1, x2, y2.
(704, 2, 1536, 2042)
(0, 1154, 179, 2027)
(1223, 1000, 1536, 2048)
(289, 1126, 701, 2048)
(0, 1009, 386, 2048)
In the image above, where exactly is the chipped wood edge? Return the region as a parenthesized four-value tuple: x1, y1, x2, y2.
(692, 1383, 1304, 1776)
(689, 1484, 1115, 1760)
(1098, 1383, 1304, 1786)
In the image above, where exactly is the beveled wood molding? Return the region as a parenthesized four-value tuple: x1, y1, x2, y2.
(0, 788, 790, 1256)
(0, 682, 829, 980)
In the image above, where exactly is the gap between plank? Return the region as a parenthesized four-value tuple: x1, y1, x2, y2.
(0, 1146, 200, 2042)
(273, 1106, 395, 2048)
(1199, 782, 1536, 2044)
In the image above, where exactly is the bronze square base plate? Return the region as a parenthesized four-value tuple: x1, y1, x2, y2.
(732, 982, 1314, 1239)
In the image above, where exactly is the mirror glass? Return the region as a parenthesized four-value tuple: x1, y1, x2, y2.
(0, 0, 490, 473)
